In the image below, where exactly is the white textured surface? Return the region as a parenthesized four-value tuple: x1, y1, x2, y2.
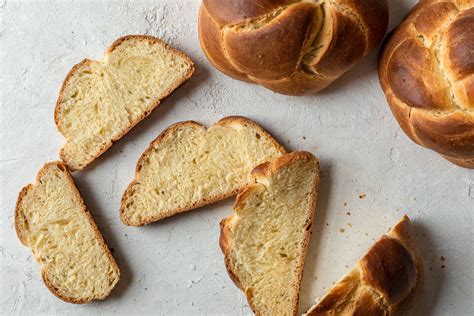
(0, 0, 473, 315)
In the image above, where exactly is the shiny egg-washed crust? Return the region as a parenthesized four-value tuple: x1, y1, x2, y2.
(55, 35, 195, 171)
(15, 162, 120, 304)
(198, 0, 388, 95)
(220, 152, 320, 315)
(120, 116, 286, 226)
(305, 215, 422, 316)
(378, 0, 474, 168)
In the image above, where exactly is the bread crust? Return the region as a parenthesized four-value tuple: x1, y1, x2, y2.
(304, 215, 422, 316)
(55, 35, 195, 171)
(120, 116, 286, 226)
(220, 151, 320, 316)
(14, 162, 120, 304)
(198, 0, 388, 95)
(378, 1, 474, 168)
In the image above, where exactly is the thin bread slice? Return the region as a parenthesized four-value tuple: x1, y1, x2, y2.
(55, 35, 195, 171)
(220, 151, 320, 316)
(120, 116, 285, 226)
(15, 162, 120, 303)
(304, 216, 422, 316)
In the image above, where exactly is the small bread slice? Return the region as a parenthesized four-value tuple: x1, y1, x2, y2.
(55, 35, 194, 171)
(304, 216, 422, 316)
(120, 116, 285, 226)
(220, 151, 320, 316)
(15, 162, 120, 303)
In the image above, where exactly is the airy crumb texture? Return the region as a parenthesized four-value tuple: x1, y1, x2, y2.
(220, 151, 320, 316)
(120, 116, 286, 226)
(15, 162, 120, 304)
(55, 35, 195, 171)
(304, 216, 422, 316)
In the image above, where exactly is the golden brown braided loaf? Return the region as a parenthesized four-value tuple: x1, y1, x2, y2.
(198, 0, 388, 95)
(378, 0, 474, 168)
(305, 216, 422, 316)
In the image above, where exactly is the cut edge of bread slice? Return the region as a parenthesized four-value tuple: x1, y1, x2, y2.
(220, 151, 320, 316)
(120, 116, 286, 226)
(304, 215, 423, 315)
(15, 161, 120, 304)
(55, 35, 195, 171)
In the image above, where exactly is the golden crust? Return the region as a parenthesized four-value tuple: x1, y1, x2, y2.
(55, 35, 195, 171)
(305, 215, 422, 316)
(120, 116, 286, 226)
(198, 0, 388, 95)
(14, 162, 120, 304)
(378, 0, 474, 168)
(220, 151, 320, 316)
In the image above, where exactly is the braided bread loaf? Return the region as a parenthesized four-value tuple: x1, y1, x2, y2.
(378, 0, 474, 168)
(305, 216, 422, 316)
(198, 0, 388, 95)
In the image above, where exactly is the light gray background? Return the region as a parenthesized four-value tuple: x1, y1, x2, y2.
(1, 0, 473, 315)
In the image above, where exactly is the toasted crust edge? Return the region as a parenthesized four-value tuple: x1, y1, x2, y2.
(119, 116, 286, 226)
(220, 151, 320, 316)
(14, 161, 121, 304)
(55, 35, 195, 171)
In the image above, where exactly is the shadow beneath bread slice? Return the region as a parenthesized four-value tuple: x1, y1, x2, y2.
(298, 158, 332, 314)
(410, 221, 444, 316)
(72, 173, 134, 302)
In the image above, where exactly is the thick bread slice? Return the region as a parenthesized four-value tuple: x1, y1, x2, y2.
(55, 35, 194, 171)
(304, 215, 422, 316)
(220, 151, 320, 316)
(120, 116, 285, 226)
(15, 162, 120, 303)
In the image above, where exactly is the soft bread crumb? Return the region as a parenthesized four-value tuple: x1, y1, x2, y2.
(15, 162, 120, 303)
(120, 116, 285, 226)
(55, 35, 194, 171)
(221, 152, 320, 316)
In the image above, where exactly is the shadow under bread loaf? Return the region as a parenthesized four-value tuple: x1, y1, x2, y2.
(198, 0, 388, 95)
(378, 1, 474, 168)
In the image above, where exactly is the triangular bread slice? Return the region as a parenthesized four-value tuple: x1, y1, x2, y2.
(220, 151, 320, 316)
(120, 116, 286, 226)
(15, 162, 120, 303)
(304, 215, 422, 315)
(55, 35, 194, 171)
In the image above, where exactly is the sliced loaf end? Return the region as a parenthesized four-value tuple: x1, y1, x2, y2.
(220, 151, 320, 316)
(55, 35, 195, 171)
(15, 162, 120, 303)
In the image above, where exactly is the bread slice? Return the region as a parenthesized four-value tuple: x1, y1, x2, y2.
(120, 116, 285, 226)
(15, 162, 120, 303)
(55, 35, 194, 171)
(220, 151, 320, 316)
(304, 215, 422, 316)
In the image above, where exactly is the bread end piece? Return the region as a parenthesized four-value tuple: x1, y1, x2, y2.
(15, 162, 120, 303)
(305, 215, 422, 315)
(220, 151, 320, 316)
